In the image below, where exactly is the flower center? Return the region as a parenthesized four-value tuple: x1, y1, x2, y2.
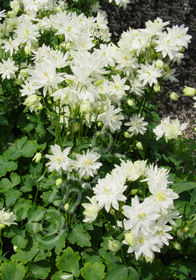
(138, 212, 146, 218)
(156, 192, 165, 201)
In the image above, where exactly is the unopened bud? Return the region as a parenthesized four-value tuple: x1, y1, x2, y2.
(124, 132, 131, 138)
(153, 84, 160, 93)
(173, 242, 182, 251)
(131, 189, 138, 195)
(155, 59, 164, 69)
(56, 178, 62, 186)
(127, 99, 134, 107)
(24, 45, 31, 55)
(64, 203, 69, 211)
(183, 86, 196, 97)
(169, 92, 179, 101)
(124, 231, 135, 247)
(108, 239, 121, 253)
(136, 141, 143, 150)
(33, 152, 42, 163)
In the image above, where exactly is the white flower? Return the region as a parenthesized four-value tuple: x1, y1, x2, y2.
(113, 159, 146, 182)
(14, 19, 40, 46)
(125, 230, 161, 260)
(45, 145, 72, 175)
(137, 62, 162, 87)
(122, 196, 160, 235)
(72, 150, 102, 179)
(108, 238, 121, 252)
(93, 173, 127, 212)
(142, 164, 170, 192)
(28, 59, 65, 96)
(23, 94, 42, 112)
(153, 117, 187, 141)
(82, 196, 100, 223)
(97, 102, 124, 133)
(125, 114, 148, 136)
(0, 208, 17, 227)
(0, 58, 18, 80)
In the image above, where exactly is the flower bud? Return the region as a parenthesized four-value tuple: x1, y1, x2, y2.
(33, 152, 42, 163)
(173, 242, 182, 251)
(56, 178, 62, 186)
(80, 101, 91, 114)
(127, 99, 134, 107)
(136, 141, 143, 150)
(108, 239, 121, 253)
(169, 92, 179, 101)
(153, 84, 160, 93)
(183, 86, 196, 97)
(124, 132, 131, 138)
(131, 189, 138, 195)
(124, 231, 135, 246)
(155, 59, 164, 69)
(64, 203, 69, 211)
(24, 45, 32, 55)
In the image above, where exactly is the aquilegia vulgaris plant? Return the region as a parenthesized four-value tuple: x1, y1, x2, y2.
(0, 0, 195, 279)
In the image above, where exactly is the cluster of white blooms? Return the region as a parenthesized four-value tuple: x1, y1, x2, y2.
(108, 0, 131, 8)
(153, 117, 187, 141)
(0, 208, 17, 228)
(45, 144, 102, 179)
(0, 0, 192, 137)
(82, 161, 179, 261)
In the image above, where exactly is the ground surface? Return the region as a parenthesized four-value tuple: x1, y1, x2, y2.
(101, 0, 196, 138)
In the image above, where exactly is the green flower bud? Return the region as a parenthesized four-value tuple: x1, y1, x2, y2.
(124, 231, 135, 246)
(155, 59, 164, 69)
(108, 239, 121, 253)
(169, 92, 179, 101)
(173, 242, 182, 251)
(33, 152, 42, 163)
(56, 178, 62, 186)
(183, 86, 196, 97)
(136, 141, 143, 150)
(153, 84, 160, 93)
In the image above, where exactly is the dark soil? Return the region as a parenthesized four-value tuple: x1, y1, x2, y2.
(101, 0, 196, 138)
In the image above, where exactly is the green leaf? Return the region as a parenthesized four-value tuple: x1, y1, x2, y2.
(0, 178, 13, 192)
(68, 223, 91, 247)
(105, 266, 129, 280)
(11, 246, 39, 264)
(29, 260, 51, 279)
(0, 157, 17, 177)
(1, 262, 25, 280)
(14, 199, 32, 220)
(12, 230, 28, 249)
(81, 262, 105, 280)
(173, 182, 196, 194)
(128, 267, 139, 280)
(28, 206, 46, 222)
(56, 247, 80, 276)
(6, 189, 22, 207)
(8, 136, 38, 159)
(10, 172, 21, 186)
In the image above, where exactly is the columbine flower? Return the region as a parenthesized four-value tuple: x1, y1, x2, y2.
(137, 62, 162, 87)
(0, 58, 18, 80)
(93, 173, 127, 212)
(97, 102, 124, 133)
(108, 238, 121, 253)
(153, 117, 187, 141)
(72, 150, 102, 179)
(113, 159, 146, 182)
(0, 208, 17, 228)
(82, 196, 100, 223)
(124, 230, 161, 260)
(45, 144, 72, 175)
(125, 114, 148, 136)
(122, 196, 160, 235)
